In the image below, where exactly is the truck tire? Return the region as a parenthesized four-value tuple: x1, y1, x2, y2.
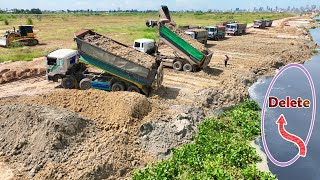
(127, 85, 140, 93)
(62, 75, 76, 89)
(183, 63, 193, 72)
(32, 39, 39, 46)
(79, 78, 91, 90)
(173, 61, 183, 71)
(111, 82, 125, 92)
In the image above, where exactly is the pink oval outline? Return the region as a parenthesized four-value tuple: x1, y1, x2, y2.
(261, 63, 316, 167)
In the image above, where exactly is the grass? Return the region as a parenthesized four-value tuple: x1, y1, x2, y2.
(0, 12, 293, 62)
(26, 18, 33, 25)
(133, 99, 275, 180)
(0, 47, 47, 62)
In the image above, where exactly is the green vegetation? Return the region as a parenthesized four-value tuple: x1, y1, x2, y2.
(0, 47, 46, 62)
(4, 19, 8, 25)
(312, 49, 318, 54)
(133, 100, 275, 180)
(26, 18, 33, 25)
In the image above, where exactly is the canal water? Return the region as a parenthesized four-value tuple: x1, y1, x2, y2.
(249, 26, 320, 179)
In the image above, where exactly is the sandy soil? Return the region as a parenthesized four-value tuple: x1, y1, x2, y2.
(0, 13, 318, 179)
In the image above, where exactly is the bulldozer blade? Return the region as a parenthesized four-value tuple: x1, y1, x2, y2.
(0, 38, 8, 47)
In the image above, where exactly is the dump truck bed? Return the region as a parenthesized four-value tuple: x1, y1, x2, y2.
(75, 30, 158, 87)
(159, 24, 212, 68)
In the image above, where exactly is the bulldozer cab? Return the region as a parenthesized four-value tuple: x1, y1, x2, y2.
(19, 25, 34, 37)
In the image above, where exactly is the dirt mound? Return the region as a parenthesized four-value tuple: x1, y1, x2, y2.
(83, 33, 155, 69)
(0, 91, 153, 179)
(19, 89, 151, 131)
(0, 58, 46, 84)
(140, 106, 205, 159)
(0, 104, 96, 177)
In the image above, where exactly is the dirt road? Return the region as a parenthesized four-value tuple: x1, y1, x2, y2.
(0, 14, 318, 179)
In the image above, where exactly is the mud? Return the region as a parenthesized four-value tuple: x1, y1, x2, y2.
(83, 34, 155, 69)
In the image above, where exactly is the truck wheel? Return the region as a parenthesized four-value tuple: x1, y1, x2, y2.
(111, 82, 125, 92)
(32, 39, 39, 46)
(52, 75, 60, 82)
(79, 78, 91, 90)
(183, 63, 193, 72)
(173, 61, 183, 71)
(127, 85, 140, 93)
(62, 75, 75, 89)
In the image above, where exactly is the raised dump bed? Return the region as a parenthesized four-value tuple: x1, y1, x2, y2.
(46, 30, 163, 95)
(159, 24, 212, 71)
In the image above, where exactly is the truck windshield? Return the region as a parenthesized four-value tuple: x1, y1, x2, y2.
(227, 25, 236, 29)
(47, 57, 57, 65)
(205, 28, 215, 32)
(134, 42, 140, 48)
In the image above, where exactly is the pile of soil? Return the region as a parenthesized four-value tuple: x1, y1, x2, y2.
(140, 106, 205, 159)
(83, 34, 155, 69)
(0, 90, 154, 179)
(0, 58, 46, 84)
(19, 89, 152, 132)
(0, 104, 97, 177)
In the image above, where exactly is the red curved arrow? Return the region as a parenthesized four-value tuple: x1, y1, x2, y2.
(276, 114, 307, 157)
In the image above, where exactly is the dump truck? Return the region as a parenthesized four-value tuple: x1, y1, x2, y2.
(154, 5, 212, 72)
(146, 20, 158, 28)
(46, 30, 163, 96)
(226, 23, 247, 36)
(205, 26, 226, 40)
(0, 25, 39, 47)
(133, 38, 157, 55)
(184, 29, 208, 44)
(253, 20, 267, 28)
(158, 24, 212, 72)
(177, 25, 208, 44)
(265, 20, 273, 27)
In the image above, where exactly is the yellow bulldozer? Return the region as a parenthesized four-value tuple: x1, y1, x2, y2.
(0, 25, 39, 47)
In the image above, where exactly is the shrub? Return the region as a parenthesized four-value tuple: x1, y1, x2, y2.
(4, 19, 9, 25)
(26, 18, 33, 25)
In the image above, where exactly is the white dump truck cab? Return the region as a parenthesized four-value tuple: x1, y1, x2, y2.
(46, 49, 79, 82)
(185, 31, 195, 39)
(205, 26, 218, 40)
(133, 38, 156, 55)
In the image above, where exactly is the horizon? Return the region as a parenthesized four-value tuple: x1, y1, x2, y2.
(0, 0, 319, 11)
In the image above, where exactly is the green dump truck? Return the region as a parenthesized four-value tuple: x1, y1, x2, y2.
(157, 5, 213, 72)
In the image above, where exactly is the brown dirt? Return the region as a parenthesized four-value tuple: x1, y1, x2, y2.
(83, 33, 155, 69)
(0, 90, 153, 179)
(0, 13, 318, 180)
(0, 58, 46, 84)
(0, 103, 97, 178)
(18, 89, 151, 132)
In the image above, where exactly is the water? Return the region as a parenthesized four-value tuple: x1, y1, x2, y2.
(249, 26, 320, 179)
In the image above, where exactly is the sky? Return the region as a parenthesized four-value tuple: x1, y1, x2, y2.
(0, 0, 319, 11)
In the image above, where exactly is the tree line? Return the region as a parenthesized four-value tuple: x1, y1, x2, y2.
(0, 8, 42, 14)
